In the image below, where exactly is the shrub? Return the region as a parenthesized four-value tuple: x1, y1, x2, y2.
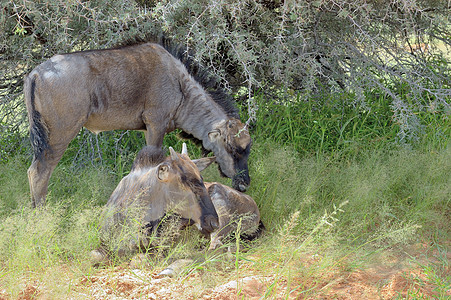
(1, 0, 450, 162)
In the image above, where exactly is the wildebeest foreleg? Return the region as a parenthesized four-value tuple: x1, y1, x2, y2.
(143, 122, 166, 148)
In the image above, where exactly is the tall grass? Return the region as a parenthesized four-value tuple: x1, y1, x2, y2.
(250, 90, 448, 156)
(0, 89, 448, 297)
(248, 142, 450, 241)
(0, 141, 448, 296)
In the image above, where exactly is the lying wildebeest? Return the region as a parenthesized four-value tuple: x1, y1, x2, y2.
(205, 181, 263, 251)
(147, 143, 263, 251)
(158, 177, 265, 276)
(93, 144, 262, 264)
(24, 38, 252, 207)
(175, 144, 263, 251)
(94, 145, 218, 261)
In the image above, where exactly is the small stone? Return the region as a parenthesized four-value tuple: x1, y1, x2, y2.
(158, 259, 195, 277)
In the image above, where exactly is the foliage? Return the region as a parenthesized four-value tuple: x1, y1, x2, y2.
(250, 89, 449, 156)
(1, 0, 450, 159)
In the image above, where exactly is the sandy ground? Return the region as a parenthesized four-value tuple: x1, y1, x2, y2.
(2, 243, 450, 299)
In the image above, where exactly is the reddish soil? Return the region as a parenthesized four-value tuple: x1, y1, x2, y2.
(73, 262, 450, 299)
(3, 243, 450, 299)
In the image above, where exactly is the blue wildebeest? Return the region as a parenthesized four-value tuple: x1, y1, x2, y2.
(93, 145, 218, 261)
(93, 144, 262, 264)
(160, 144, 264, 277)
(151, 143, 263, 252)
(157, 176, 264, 276)
(205, 181, 263, 250)
(175, 144, 262, 250)
(24, 39, 252, 208)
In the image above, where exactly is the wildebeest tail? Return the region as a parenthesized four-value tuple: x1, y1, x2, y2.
(241, 220, 265, 242)
(24, 74, 50, 161)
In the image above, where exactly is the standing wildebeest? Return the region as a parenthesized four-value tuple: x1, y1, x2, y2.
(95, 145, 218, 261)
(24, 40, 252, 207)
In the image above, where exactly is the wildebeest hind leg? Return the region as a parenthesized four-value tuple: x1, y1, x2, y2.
(28, 128, 82, 207)
(27, 161, 52, 208)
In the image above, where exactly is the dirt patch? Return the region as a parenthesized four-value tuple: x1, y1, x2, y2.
(202, 276, 285, 299)
(315, 267, 443, 299)
(70, 262, 448, 299)
(76, 267, 201, 299)
(75, 270, 293, 300)
(1, 243, 449, 299)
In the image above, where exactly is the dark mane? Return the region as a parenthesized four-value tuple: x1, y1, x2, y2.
(131, 145, 166, 170)
(115, 35, 240, 119)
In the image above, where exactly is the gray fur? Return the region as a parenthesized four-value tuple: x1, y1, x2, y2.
(24, 42, 252, 207)
(96, 146, 218, 260)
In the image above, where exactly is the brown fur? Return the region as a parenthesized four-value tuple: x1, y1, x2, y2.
(97, 146, 218, 259)
(205, 182, 262, 250)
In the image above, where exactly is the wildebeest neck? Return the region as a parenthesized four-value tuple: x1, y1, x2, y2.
(172, 73, 235, 181)
(174, 77, 228, 141)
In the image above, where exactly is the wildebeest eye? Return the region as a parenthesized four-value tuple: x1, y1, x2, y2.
(234, 143, 250, 157)
(237, 143, 249, 154)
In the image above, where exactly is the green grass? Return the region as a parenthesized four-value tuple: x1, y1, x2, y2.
(0, 141, 449, 297)
(250, 91, 399, 156)
(248, 142, 450, 240)
(249, 90, 449, 156)
(0, 88, 449, 298)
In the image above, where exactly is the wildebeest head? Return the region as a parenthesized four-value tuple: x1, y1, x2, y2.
(160, 146, 218, 233)
(207, 119, 252, 192)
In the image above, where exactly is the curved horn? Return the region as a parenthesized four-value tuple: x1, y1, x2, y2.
(181, 143, 188, 156)
(169, 147, 178, 160)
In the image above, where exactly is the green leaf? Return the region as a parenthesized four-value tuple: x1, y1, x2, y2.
(14, 27, 27, 36)
(337, 9, 349, 19)
(312, 1, 322, 8)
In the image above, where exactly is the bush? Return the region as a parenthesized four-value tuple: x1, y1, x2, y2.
(1, 0, 450, 162)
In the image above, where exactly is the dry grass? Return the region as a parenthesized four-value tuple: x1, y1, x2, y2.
(0, 142, 449, 298)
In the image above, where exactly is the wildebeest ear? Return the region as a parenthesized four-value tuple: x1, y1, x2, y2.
(157, 164, 170, 181)
(192, 156, 216, 172)
(208, 129, 221, 142)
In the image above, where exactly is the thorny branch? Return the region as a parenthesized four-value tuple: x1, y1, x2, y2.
(1, 0, 450, 152)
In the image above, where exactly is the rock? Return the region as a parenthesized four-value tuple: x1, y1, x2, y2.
(90, 249, 109, 265)
(158, 259, 195, 277)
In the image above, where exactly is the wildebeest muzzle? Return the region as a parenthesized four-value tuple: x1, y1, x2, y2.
(232, 155, 250, 192)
